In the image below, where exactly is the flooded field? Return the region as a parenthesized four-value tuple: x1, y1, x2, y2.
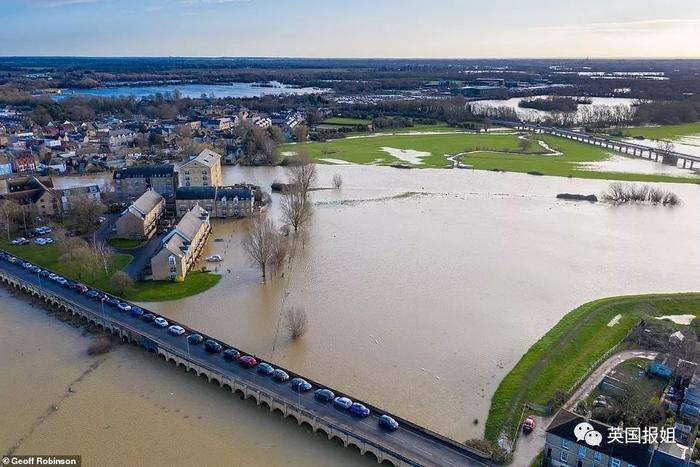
(472, 96, 637, 121)
(3, 165, 700, 465)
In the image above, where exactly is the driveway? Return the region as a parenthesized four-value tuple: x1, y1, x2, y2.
(117, 234, 164, 279)
(510, 350, 658, 467)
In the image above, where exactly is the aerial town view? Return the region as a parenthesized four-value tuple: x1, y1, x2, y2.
(1, 1, 699, 467)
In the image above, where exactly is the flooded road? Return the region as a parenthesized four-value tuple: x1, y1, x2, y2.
(3, 166, 700, 465)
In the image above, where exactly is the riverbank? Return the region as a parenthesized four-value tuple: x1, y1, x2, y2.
(485, 292, 700, 444)
(619, 122, 700, 141)
(283, 132, 700, 183)
(0, 241, 220, 302)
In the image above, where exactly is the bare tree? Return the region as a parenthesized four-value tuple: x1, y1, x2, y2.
(67, 192, 106, 232)
(293, 124, 310, 143)
(287, 152, 317, 200)
(280, 188, 312, 232)
(0, 200, 22, 240)
(270, 233, 288, 277)
(332, 173, 343, 189)
(241, 216, 277, 280)
(284, 306, 308, 339)
(111, 271, 134, 295)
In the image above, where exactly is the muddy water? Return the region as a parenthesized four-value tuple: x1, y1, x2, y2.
(5, 166, 700, 465)
(150, 166, 699, 441)
(0, 291, 372, 467)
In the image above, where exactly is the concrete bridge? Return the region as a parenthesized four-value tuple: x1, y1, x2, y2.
(493, 120, 700, 169)
(0, 254, 494, 467)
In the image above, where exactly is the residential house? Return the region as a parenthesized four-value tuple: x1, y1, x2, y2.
(544, 409, 653, 467)
(106, 129, 138, 147)
(150, 205, 210, 281)
(58, 184, 101, 214)
(115, 190, 165, 240)
(174, 185, 255, 218)
(0, 175, 61, 218)
(113, 164, 177, 200)
(9, 150, 37, 173)
(179, 149, 222, 187)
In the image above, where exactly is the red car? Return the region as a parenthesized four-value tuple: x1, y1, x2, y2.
(522, 416, 536, 434)
(238, 355, 257, 368)
(74, 284, 89, 294)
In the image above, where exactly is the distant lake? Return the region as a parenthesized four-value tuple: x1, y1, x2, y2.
(52, 81, 325, 100)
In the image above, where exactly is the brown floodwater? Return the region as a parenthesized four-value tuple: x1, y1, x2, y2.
(5, 166, 700, 466)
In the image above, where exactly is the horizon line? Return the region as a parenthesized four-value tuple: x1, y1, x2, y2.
(2, 55, 700, 61)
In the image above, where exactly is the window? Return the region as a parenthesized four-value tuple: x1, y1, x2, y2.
(560, 451, 569, 463)
(562, 439, 571, 450)
(611, 459, 621, 467)
(593, 451, 602, 462)
(577, 446, 586, 458)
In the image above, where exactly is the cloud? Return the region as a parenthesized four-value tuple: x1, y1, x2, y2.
(29, 0, 107, 6)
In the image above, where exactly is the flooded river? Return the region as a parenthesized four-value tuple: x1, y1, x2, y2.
(3, 166, 700, 465)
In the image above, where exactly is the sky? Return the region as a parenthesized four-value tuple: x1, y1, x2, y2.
(2, 0, 700, 58)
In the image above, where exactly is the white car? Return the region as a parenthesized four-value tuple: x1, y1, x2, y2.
(117, 303, 132, 312)
(34, 238, 46, 245)
(44, 237, 54, 244)
(154, 317, 169, 328)
(48, 273, 59, 280)
(206, 255, 223, 262)
(168, 325, 185, 336)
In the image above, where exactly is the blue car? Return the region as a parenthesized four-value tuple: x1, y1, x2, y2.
(291, 378, 312, 392)
(350, 403, 370, 417)
(86, 290, 99, 299)
(379, 415, 399, 431)
(256, 362, 274, 376)
(314, 389, 335, 403)
(204, 339, 222, 353)
(130, 306, 144, 317)
(272, 369, 289, 382)
(223, 348, 241, 361)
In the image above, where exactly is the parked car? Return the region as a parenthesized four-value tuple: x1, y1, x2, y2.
(204, 339, 222, 353)
(130, 307, 144, 317)
(86, 290, 99, 299)
(30, 266, 42, 273)
(117, 302, 132, 312)
(154, 317, 169, 328)
(48, 273, 58, 281)
(256, 362, 274, 375)
(142, 313, 156, 322)
(44, 238, 54, 244)
(314, 389, 335, 403)
(22, 261, 33, 269)
(56, 278, 68, 286)
(187, 334, 204, 345)
(107, 297, 120, 307)
(223, 348, 241, 361)
(522, 416, 536, 434)
(39, 270, 50, 277)
(291, 378, 312, 392)
(333, 397, 353, 409)
(238, 355, 257, 368)
(272, 369, 290, 382)
(168, 325, 185, 336)
(350, 403, 370, 417)
(11, 237, 29, 245)
(379, 415, 399, 431)
(75, 284, 89, 294)
(34, 238, 46, 246)
(206, 255, 223, 262)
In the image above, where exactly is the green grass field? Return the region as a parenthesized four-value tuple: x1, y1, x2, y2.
(124, 271, 221, 302)
(0, 240, 133, 291)
(322, 117, 371, 126)
(0, 240, 219, 301)
(485, 292, 700, 442)
(107, 238, 146, 249)
(620, 122, 700, 141)
(283, 132, 700, 183)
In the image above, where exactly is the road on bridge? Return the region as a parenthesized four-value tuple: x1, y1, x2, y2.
(0, 254, 493, 467)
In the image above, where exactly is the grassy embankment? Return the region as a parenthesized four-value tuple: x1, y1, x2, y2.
(284, 132, 700, 183)
(619, 122, 700, 141)
(0, 241, 220, 301)
(485, 292, 700, 443)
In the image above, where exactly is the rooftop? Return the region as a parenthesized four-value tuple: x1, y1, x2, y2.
(113, 164, 174, 180)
